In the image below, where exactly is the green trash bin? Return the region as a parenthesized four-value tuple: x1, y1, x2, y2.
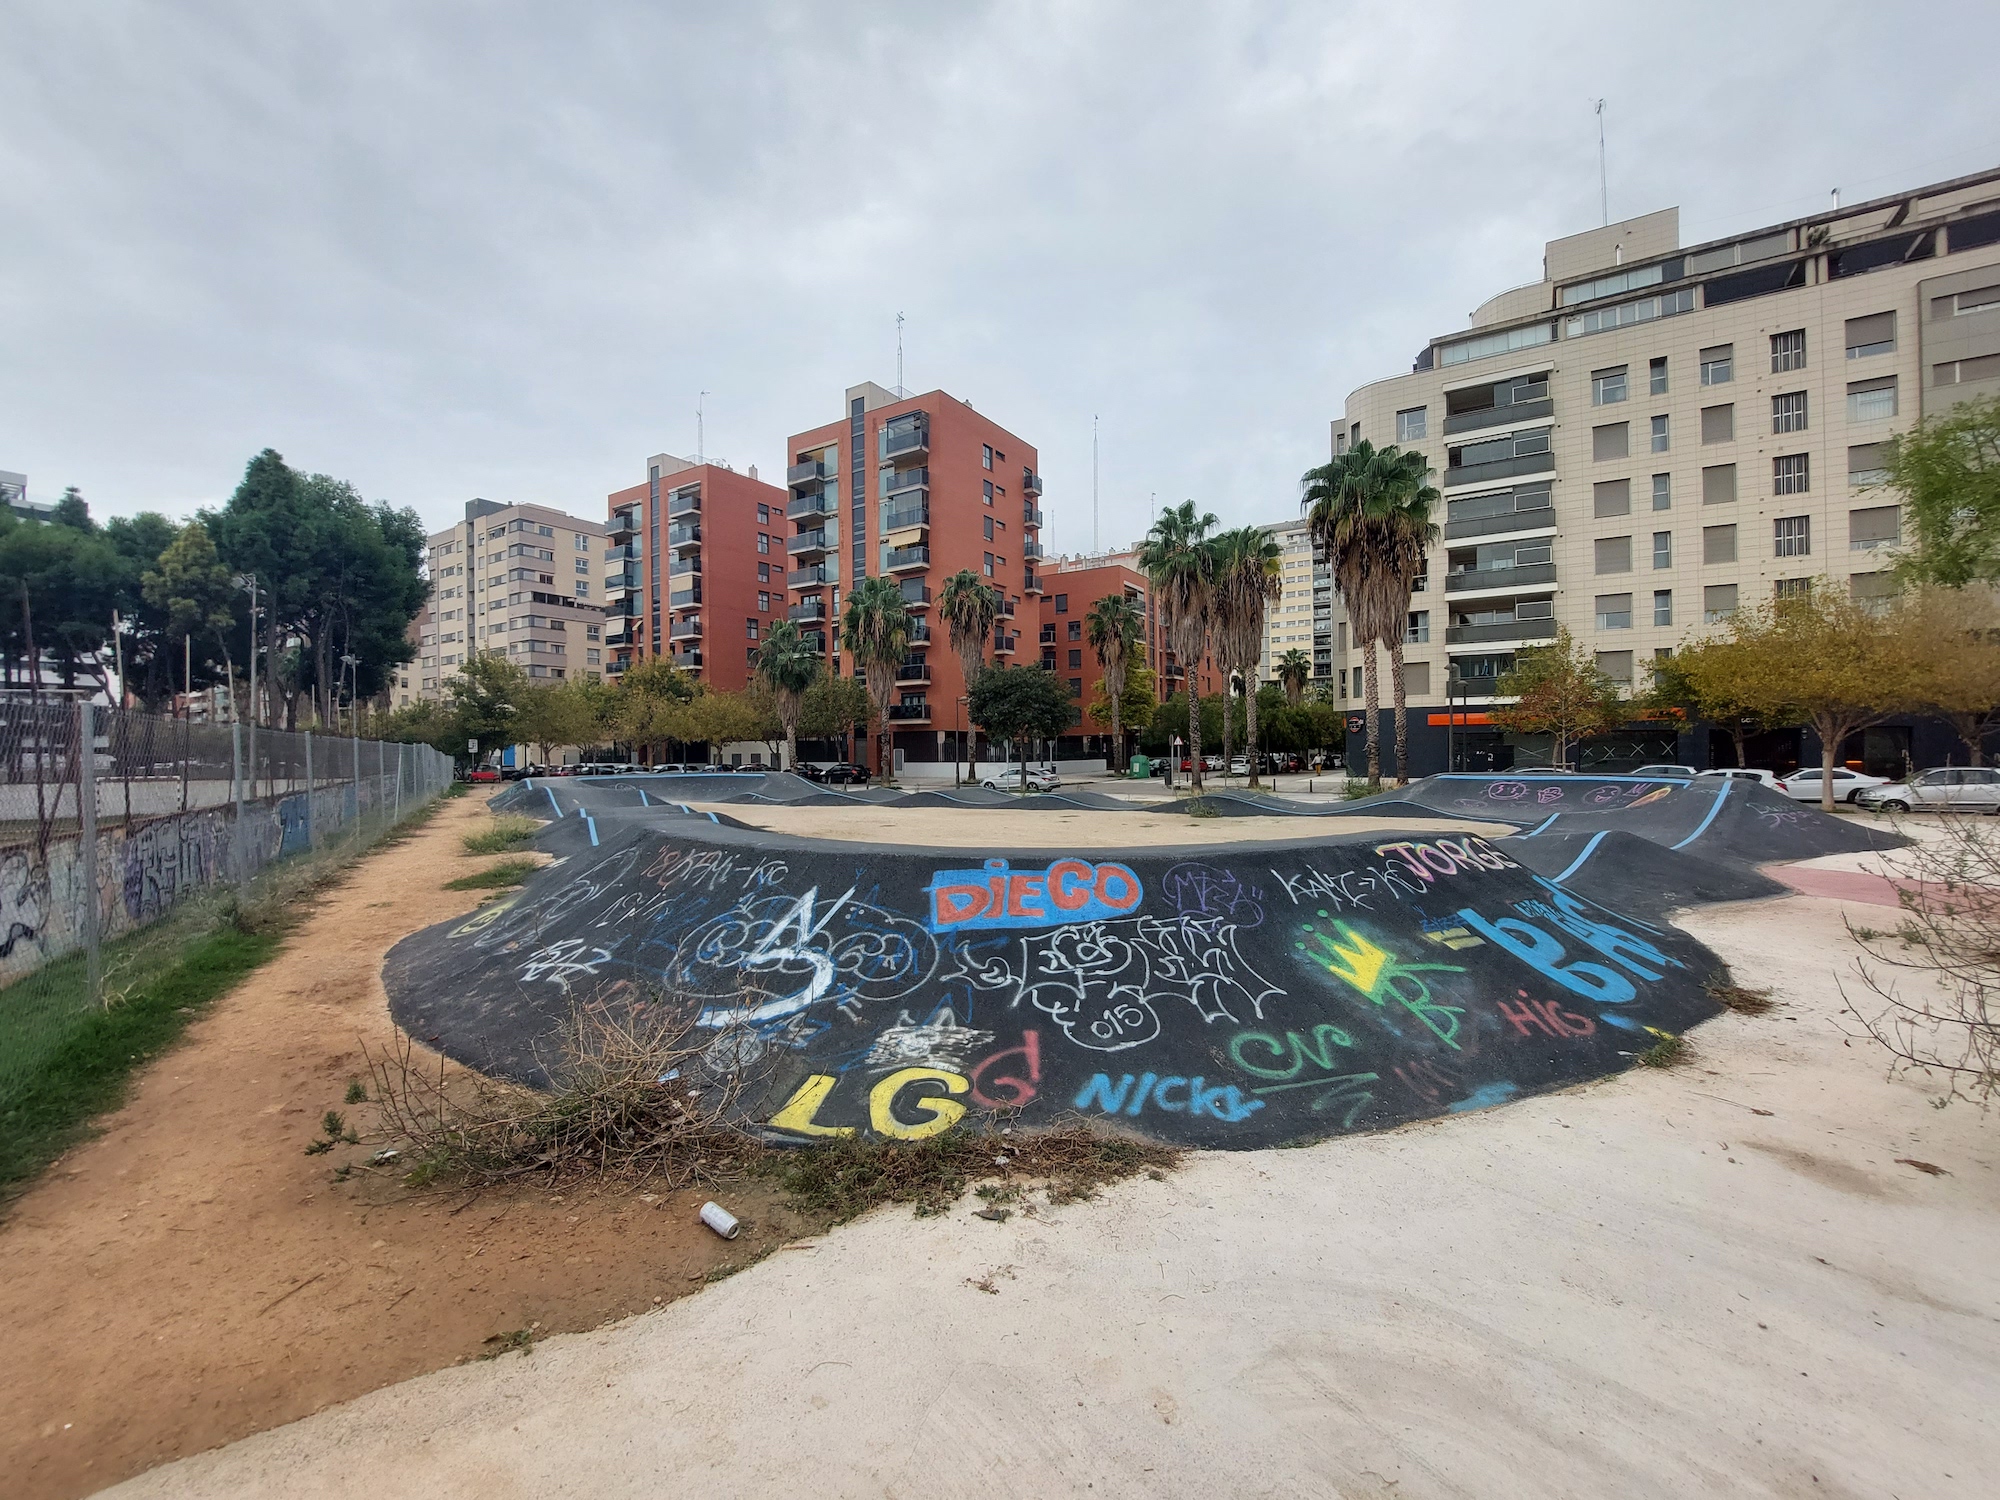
(1128, 754, 1152, 780)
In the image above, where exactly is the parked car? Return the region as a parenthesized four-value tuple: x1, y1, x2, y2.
(1697, 768, 1783, 790)
(1858, 767, 2000, 813)
(1227, 758, 1250, 777)
(1632, 763, 1699, 777)
(811, 762, 872, 786)
(467, 766, 501, 783)
(499, 765, 529, 781)
(1777, 767, 1891, 804)
(982, 766, 1060, 793)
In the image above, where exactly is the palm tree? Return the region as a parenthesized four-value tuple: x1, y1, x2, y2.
(839, 575, 911, 782)
(1136, 500, 1218, 790)
(1302, 440, 1437, 787)
(938, 569, 1000, 782)
(1084, 593, 1143, 771)
(1278, 648, 1312, 707)
(754, 619, 821, 774)
(1208, 525, 1283, 788)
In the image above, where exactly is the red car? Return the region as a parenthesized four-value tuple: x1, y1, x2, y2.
(467, 767, 501, 783)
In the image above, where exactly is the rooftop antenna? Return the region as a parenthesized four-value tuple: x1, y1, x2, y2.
(697, 390, 708, 463)
(895, 312, 905, 397)
(1595, 99, 1608, 226)
(1092, 415, 1099, 552)
(1831, 187, 1841, 210)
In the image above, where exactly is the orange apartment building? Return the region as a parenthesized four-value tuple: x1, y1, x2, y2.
(604, 454, 791, 695)
(784, 384, 1048, 769)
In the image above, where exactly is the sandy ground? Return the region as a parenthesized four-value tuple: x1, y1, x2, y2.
(694, 802, 1513, 848)
(96, 890, 2000, 1499)
(0, 792, 802, 1500)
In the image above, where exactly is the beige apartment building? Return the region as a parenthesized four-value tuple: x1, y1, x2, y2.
(1335, 165, 2000, 764)
(414, 498, 608, 701)
(1255, 517, 1338, 687)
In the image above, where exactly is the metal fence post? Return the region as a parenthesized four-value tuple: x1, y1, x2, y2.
(395, 742, 404, 822)
(305, 730, 316, 851)
(352, 728, 362, 836)
(232, 717, 247, 883)
(77, 700, 103, 1008)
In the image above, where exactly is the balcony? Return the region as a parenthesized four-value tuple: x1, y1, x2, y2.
(896, 663, 931, 683)
(789, 528, 835, 559)
(787, 490, 833, 521)
(1443, 397, 1555, 437)
(787, 459, 825, 487)
(1023, 571, 1044, 594)
(993, 632, 1019, 654)
(668, 557, 701, 578)
(1039, 625, 1056, 644)
(881, 417, 929, 460)
(1445, 562, 1558, 594)
(672, 650, 704, 671)
(887, 701, 931, 722)
(997, 597, 1017, 618)
(607, 511, 639, 543)
(666, 522, 701, 549)
(906, 621, 931, 645)
(788, 599, 827, 623)
(1444, 503, 1557, 542)
(667, 490, 701, 517)
(1445, 617, 1558, 645)
(605, 567, 641, 593)
(881, 502, 929, 533)
(884, 543, 930, 572)
(1022, 505, 1044, 528)
(603, 622, 634, 646)
(788, 564, 832, 589)
(1445, 448, 1555, 490)
(669, 618, 703, 640)
(1021, 540, 1045, 561)
(1023, 470, 1043, 495)
(605, 592, 638, 618)
(669, 585, 702, 608)
(883, 465, 929, 495)
(801, 630, 827, 653)
(900, 581, 932, 608)
(606, 657, 630, 676)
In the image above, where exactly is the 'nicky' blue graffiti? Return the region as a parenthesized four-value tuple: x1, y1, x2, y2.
(1074, 1071, 1265, 1123)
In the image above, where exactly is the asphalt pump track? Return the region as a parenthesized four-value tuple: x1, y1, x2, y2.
(383, 772, 1898, 1150)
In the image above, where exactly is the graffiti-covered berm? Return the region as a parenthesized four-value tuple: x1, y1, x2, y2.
(384, 821, 1723, 1150)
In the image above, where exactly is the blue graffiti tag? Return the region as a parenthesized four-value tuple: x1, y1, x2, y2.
(1073, 1071, 1265, 1123)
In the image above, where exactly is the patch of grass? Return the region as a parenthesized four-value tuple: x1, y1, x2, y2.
(479, 1327, 539, 1359)
(1341, 778, 1383, 802)
(345, 1078, 368, 1104)
(460, 815, 539, 855)
(0, 925, 281, 1197)
(1185, 797, 1221, 819)
(443, 857, 539, 891)
(756, 1125, 1180, 1225)
(1708, 981, 1777, 1015)
(1636, 1034, 1689, 1068)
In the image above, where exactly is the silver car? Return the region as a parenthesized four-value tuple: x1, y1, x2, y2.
(1858, 767, 2000, 813)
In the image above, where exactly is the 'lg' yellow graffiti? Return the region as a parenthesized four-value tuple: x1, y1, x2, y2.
(767, 1067, 969, 1140)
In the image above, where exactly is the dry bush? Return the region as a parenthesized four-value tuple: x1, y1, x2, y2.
(1843, 815, 2000, 1107)
(367, 997, 766, 1190)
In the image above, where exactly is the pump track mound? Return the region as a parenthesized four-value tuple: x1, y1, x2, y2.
(383, 772, 1904, 1150)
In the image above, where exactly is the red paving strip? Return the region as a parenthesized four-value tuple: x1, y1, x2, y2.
(1761, 865, 1921, 907)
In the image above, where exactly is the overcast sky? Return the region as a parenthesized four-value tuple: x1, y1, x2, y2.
(7, 1, 2000, 551)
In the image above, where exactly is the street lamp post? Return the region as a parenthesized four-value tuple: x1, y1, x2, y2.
(233, 573, 259, 799)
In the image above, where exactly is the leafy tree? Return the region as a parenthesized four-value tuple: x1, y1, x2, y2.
(443, 652, 530, 764)
(1137, 690, 1224, 760)
(1277, 647, 1312, 707)
(1644, 648, 1786, 771)
(798, 674, 871, 750)
(1884, 395, 2000, 588)
(1136, 500, 1218, 788)
(515, 680, 604, 765)
(1491, 627, 1625, 771)
(1208, 526, 1282, 786)
(1904, 586, 2000, 764)
(938, 569, 1000, 781)
(141, 523, 237, 703)
(755, 618, 823, 773)
(0, 500, 122, 693)
(666, 688, 775, 761)
(968, 664, 1073, 790)
(1679, 591, 1925, 810)
(840, 575, 911, 780)
(1084, 593, 1144, 770)
(1302, 440, 1439, 788)
(103, 511, 182, 706)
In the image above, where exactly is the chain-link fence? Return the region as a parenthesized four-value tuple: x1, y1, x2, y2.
(0, 699, 453, 1105)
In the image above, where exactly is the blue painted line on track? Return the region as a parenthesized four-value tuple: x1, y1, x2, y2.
(638, 788, 650, 806)
(545, 786, 562, 817)
(1551, 830, 1611, 883)
(1521, 812, 1561, 838)
(1435, 773, 1694, 784)
(1670, 774, 1732, 850)
(586, 815, 599, 846)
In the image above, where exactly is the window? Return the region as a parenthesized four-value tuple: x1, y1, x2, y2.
(1934, 353, 2000, 386)
(1846, 443, 1889, 488)
(574, 581, 589, 597)
(1439, 321, 1553, 365)
(1055, 594, 1068, 613)
(1652, 531, 1673, 569)
(1595, 650, 1634, 684)
(1339, 668, 1347, 699)
(1700, 404, 1734, 444)
(757, 591, 770, 612)
(574, 533, 589, 550)
(757, 504, 770, 524)
(1936, 283, 2000, 319)
(758, 562, 770, 583)
(1772, 392, 1808, 434)
(1649, 356, 1669, 395)
(1699, 345, 1733, 385)
(746, 619, 760, 640)
(1652, 473, 1672, 510)
(1453, 428, 1552, 468)
(1593, 479, 1631, 518)
(1772, 330, 1806, 372)
(1406, 610, 1430, 644)
(1703, 524, 1738, 564)
(1067, 620, 1082, 640)
(1847, 376, 1898, 422)
(1773, 454, 1810, 496)
(1850, 572, 1897, 605)
(1595, 593, 1633, 629)
(1653, 589, 1673, 626)
(1703, 584, 1739, 622)
(1561, 264, 1666, 306)
(1404, 661, 1432, 694)
(1593, 423, 1630, 461)
(1595, 536, 1632, 574)
(1774, 515, 1811, 557)
(1849, 505, 1900, 550)
(1068, 649, 1083, 669)
(983, 479, 994, 504)
(757, 532, 770, 554)
(1397, 407, 1428, 441)
(1591, 367, 1629, 406)
(982, 552, 994, 577)
(983, 516, 994, 541)
(575, 557, 589, 573)
(1846, 312, 1896, 359)
(1702, 463, 1737, 505)
(1068, 677, 1083, 698)
(1563, 288, 1694, 339)
(1650, 414, 1670, 453)
(1775, 577, 1813, 599)
(982, 444, 994, 470)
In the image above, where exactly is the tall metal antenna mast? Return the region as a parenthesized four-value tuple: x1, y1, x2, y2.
(697, 390, 708, 463)
(895, 312, 905, 396)
(1092, 415, 1099, 553)
(1596, 99, 1608, 226)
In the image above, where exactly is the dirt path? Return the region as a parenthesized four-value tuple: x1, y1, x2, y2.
(0, 792, 796, 1500)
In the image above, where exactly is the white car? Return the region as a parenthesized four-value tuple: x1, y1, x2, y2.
(982, 767, 1061, 793)
(1777, 767, 1890, 804)
(1631, 763, 1698, 777)
(1227, 758, 1250, 777)
(1858, 767, 2000, 813)
(1697, 768, 1783, 790)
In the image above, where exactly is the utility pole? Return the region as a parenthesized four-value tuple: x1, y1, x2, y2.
(1596, 99, 1608, 226)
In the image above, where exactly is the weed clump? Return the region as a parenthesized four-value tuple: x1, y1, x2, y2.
(444, 857, 540, 891)
(1637, 1034, 1689, 1068)
(460, 816, 539, 856)
(1708, 981, 1777, 1015)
